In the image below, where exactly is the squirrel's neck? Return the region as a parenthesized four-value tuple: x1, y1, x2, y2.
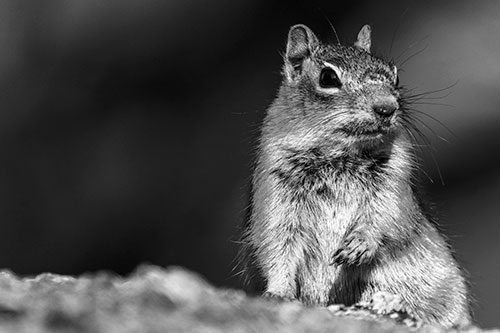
(255, 132, 415, 198)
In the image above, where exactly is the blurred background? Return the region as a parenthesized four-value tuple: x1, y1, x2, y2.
(0, 0, 498, 327)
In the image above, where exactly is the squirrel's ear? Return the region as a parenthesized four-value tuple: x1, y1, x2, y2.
(284, 24, 319, 81)
(354, 25, 371, 53)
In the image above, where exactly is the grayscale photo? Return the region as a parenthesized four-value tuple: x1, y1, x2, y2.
(0, 0, 497, 332)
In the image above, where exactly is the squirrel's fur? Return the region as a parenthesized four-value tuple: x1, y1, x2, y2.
(238, 24, 470, 328)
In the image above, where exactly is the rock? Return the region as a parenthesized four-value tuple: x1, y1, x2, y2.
(0, 265, 494, 333)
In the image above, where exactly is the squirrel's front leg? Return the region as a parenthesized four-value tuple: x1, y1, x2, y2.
(331, 222, 380, 266)
(256, 216, 303, 300)
(260, 239, 300, 301)
(330, 196, 390, 266)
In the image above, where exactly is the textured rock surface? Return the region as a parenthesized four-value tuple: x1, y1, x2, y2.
(0, 265, 494, 333)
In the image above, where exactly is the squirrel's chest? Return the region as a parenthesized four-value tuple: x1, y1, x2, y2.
(296, 179, 366, 248)
(266, 159, 382, 245)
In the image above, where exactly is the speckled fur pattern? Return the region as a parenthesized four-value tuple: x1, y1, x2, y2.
(238, 24, 470, 328)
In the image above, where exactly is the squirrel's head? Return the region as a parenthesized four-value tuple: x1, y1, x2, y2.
(266, 24, 404, 154)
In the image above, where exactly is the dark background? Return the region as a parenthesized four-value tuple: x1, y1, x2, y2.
(0, 0, 498, 328)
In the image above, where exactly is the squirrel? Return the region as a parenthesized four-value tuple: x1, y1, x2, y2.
(237, 24, 471, 328)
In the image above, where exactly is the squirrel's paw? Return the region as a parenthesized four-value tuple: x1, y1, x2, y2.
(263, 291, 297, 302)
(330, 231, 377, 266)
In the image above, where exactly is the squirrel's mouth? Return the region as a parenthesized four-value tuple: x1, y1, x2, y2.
(341, 121, 395, 139)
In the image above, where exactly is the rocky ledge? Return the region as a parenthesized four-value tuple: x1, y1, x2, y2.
(0, 265, 494, 333)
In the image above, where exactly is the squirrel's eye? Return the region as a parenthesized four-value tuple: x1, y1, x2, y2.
(319, 68, 342, 89)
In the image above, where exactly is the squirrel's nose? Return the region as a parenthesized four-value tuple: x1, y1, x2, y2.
(373, 103, 397, 117)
